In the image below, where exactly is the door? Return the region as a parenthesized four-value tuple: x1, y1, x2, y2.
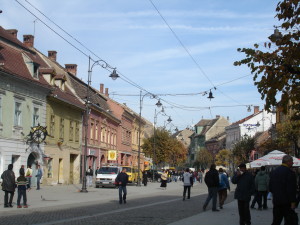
(58, 158, 63, 184)
(69, 154, 76, 184)
(27, 153, 37, 186)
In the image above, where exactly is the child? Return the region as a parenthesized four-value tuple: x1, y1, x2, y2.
(16, 170, 28, 208)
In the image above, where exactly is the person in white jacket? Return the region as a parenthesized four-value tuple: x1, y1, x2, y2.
(182, 168, 193, 200)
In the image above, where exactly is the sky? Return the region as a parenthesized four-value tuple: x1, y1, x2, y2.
(1, 0, 281, 130)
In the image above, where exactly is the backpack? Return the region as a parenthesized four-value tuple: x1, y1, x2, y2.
(219, 174, 225, 188)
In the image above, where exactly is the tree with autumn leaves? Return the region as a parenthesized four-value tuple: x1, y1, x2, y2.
(234, 0, 300, 115)
(142, 128, 187, 168)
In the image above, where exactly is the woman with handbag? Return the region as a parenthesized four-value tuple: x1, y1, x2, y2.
(160, 170, 168, 190)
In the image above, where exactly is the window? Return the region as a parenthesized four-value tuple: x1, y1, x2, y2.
(32, 107, 39, 126)
(69, 121, 74, 141)
(59, 118, 64, 139)
(0, 96, 2, 123)
(33, 63, 39, 79)
(14, 102, 22, 126)
(95, 122, 98, 140)
(101, 125, 107, 143)
(90, 120, 94, 140)
(50, 114, 55, 136)
(75, 122, 79, 142)
(47, 159, 53, 178)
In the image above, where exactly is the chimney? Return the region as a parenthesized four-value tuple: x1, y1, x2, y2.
(65, 64, 77, 76)
(23, 35, 34, 47)
(7, 29, 18, 38)
(48, 51, 57, 62)
(100, 83, 104, 94)
(254, 106, 260, 114)
(105, 88, 109, 97)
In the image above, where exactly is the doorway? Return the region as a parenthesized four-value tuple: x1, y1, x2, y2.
(58, 158, 63, 184)
(27, 153, 38, 187)
(69, 154, 77, 184)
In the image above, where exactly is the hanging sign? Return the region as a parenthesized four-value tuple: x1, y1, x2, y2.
(108, 150, 117, 160)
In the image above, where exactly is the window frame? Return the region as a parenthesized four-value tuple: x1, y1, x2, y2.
(14, 101, 22, 127)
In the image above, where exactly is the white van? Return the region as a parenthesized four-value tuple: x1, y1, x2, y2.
(95, 166, 122, 188)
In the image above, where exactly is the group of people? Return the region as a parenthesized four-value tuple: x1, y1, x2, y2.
(231, 155, 298, 225)
(1, 164, 43, 208)
(202, 164, 230, 211)
(171, 155, 298, 225)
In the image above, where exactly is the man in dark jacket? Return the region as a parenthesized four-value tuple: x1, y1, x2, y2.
(203, 164, 219, 211)
(269, 155, 297, 225)
(232, 163, 255, 225)
(1, 164, 16, 208)
(116, 168, 129, 204)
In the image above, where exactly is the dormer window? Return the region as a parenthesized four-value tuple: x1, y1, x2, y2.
(22, 53, 39, 79)
(33, 63, 39, 79)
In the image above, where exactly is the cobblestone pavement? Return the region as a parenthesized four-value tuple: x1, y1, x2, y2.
(0, 181, 234, 225)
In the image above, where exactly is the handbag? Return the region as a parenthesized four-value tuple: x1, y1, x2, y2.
(287, 209, 299, 225)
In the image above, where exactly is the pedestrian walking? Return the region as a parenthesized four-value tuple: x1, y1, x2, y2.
(1, 164, 16, 208)
(16, 169, 28, 208)
(269, 155, 298, 225)
(232, 163, 255, 225)
(115, 168, 129, 204)
(19, 165, 25, 176)
(218, 168, 230, 209)
(182, 168, 192, 200)
(95, 167, 99, 176)
(203, 164, 220, 212)
(250, 169, 259, 209)
(193, 170, 198, 183)
(142, 170, 148, 186)
(255, 166, 269, 210)
(173, 170, 178, 182)
(160, 170, 168, 189)
(25, 165, 33, 189)
(198, 170, 203, 183)
(36, 165, 43, 190)
(86, 166, 93, 187)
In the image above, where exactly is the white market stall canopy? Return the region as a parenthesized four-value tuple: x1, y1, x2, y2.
(250, 150, 300, 168)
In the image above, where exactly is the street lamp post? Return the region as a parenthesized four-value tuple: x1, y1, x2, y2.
(136, 91, 162, 186)
(81, 56, 118, 193)
(153, 107, 171, 181)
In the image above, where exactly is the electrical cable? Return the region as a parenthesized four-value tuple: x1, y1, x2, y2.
(15, 0, 90, 59)
(19, 0, 156, 98)
(148, 0, 215, 87)
(16, 0, 260, 121)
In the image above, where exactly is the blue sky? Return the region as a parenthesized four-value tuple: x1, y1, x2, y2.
(1, 0, 280, 130)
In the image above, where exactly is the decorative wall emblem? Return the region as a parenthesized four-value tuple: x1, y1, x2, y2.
(27, 124, 48, 145)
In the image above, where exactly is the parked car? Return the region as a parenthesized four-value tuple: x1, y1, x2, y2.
(95, 166, 122, 188)
(146, 169, 162, 182)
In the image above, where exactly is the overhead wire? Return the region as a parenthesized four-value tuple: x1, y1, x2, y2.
(148, 0, 215, 87)
(17, 0, 154, 100)
(15, 0, 90, 59)
(147, 0, 248, 107)
(16, 0, 259, 122)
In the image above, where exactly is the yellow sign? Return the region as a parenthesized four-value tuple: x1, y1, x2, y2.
(108, 150, 117, 160)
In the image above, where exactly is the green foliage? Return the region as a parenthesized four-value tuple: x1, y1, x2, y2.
(276, 120, 300, 157)
(215, 149, 232, 167)
(142, 128, 187, 166)
(232, 135, 256, 164)
(195, 148, 213, 169)
(234, 0, 300, 114)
